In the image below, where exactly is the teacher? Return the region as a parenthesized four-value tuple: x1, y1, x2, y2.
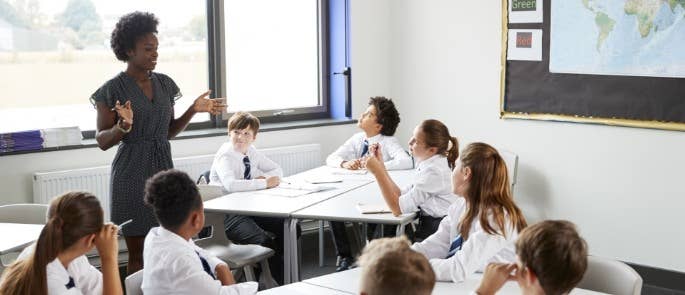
(90, 11, 225, 275)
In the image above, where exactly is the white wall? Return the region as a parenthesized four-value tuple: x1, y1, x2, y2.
(387, 0, 685, 272)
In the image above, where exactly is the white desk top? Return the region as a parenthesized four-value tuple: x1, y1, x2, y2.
(303, 268, 607, 295)
(291, 169, 417, 224)
(204, 166, 373, 217)
(257, 282, 352, 295)
(0, 223, 44, 255)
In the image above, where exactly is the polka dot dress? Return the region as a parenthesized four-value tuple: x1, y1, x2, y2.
(91, 72, 182, 236)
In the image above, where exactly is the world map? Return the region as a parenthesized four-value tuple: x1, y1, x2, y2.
(549, 0, 685, 78)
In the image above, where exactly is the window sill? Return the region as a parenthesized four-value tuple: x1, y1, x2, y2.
(0, 118, 356, 157)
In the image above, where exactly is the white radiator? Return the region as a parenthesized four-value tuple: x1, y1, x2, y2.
(33, 143, 321, 220)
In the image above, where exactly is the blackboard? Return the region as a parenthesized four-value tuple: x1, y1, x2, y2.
(501, 0, 685, 131)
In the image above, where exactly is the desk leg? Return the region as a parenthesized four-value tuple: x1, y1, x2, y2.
(283, 218, 292, 284)
(396, 222, 406, 237)
(362, 223, 368, 245)
(289, 218, 300, 282)
(318, 220, 325, 267)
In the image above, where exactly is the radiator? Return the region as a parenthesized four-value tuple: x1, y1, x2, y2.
(33, 143, 321, 220)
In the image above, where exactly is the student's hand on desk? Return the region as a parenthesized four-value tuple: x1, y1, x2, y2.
(215, 264, 235, 286)
(341, 159, 362, 170)
(192, 90, 227, 115)
(266, 176, 280, 188)
(94, 223, 119, 260)
(475, 263, 517, 295)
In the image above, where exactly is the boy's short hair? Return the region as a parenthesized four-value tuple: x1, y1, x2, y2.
(369, 96, 400, 136)
(144, 169, 202, 231)
(228, 112, 260, 134)
(516, 220, 588, 295)
(358, 237, 435, 295)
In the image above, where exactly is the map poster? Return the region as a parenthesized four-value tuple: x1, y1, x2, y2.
(550, 0, 685, 78)
(507, 29, 543, 61)
(509, 0, 543, 23)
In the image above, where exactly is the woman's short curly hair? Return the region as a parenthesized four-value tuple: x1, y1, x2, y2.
(110, 11, 158, 61)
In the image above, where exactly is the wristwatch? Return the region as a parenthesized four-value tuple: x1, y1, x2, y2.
(116, 118, 132, 133)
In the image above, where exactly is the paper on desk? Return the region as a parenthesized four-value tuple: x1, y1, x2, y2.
(304, 174, 343, 184)
(331, 169, 368, 175)
(259, 182, 332, 198)
(356, 203, 392, 214)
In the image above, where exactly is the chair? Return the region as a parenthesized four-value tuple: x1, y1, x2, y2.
(499, 150, 518, 189)
(124, 269, 144, 295)
(195, 171, 278, 288)
(0, 204, 49, 273)
(577, 255, 643, 295)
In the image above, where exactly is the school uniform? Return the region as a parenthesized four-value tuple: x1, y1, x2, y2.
(209, 143, 283, 192)
(326, 132, 413, 263)
(14, 244, 102, 295)
(142, 226, 258, 295)
(397, 154, 455, 239)
(411, 198, 519, 283)
(209, 143, 288, 284)
(325, 132, 413, 170)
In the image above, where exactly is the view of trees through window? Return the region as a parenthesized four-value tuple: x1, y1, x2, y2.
(0, 0, 208, 133)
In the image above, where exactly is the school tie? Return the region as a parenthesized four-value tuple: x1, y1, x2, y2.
(243, 156, 251, 180)
(196, 251, 216, 280)
(360, 139, 369, 157)
(65, 277, 76, 289)
(445, 235, 464, 259)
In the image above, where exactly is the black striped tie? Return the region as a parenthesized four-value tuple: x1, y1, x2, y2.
(196, 251, 216, 279)
(243, 156, 251, 180)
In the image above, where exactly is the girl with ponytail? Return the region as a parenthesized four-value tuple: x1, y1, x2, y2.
(0, 192, 122, 295)
(365, 119, 459, 241)
(411, 142, 528, 283)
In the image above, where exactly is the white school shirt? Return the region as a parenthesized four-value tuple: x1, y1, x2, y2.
(398, 154, 455, 217)
(15, 244, 102, 295)
(142, 227, 258, 295)
(411, 198, 519, 283)
(209, 143, 283, 192)
(325, 132, 413, 170)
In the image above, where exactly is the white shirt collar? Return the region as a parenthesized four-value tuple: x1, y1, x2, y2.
(364, 133, 383, 144)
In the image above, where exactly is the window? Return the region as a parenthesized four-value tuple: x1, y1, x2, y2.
(213, 0, 350, 124)
(0, 0, 350, 139)
(0, 0, 209, 133)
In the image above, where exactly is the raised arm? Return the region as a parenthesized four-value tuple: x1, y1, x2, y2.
(169, 90, 226, 138)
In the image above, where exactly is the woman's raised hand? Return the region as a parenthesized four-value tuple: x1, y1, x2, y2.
(193, 90, 227, 115)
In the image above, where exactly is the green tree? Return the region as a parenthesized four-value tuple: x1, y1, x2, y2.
(58, 0, 103, 47)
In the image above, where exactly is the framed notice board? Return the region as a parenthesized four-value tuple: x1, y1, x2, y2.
(500, 0, 685, 131)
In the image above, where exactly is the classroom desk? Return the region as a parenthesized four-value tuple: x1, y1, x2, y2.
(303, 267, 608, 295)
(289, 169, 417, 281)
(257, 282, 351, 295)
(203, 166, 374, 284)
(0, 223, 44, 255)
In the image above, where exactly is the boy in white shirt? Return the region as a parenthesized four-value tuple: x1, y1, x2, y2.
(358, 236, 435, 295)
(326, 96, 412, 271)
(209, 111, 288, 284)
(142, 169, 257, 295)
(474, 220, 588, 295)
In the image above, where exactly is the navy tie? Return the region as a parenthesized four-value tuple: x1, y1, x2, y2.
(445, 235, 463, 259)
(360, 139, 369, 157)
(196, 251, 216, 280)
(65, 277, 76, 289)
(243, 156, 251, 180)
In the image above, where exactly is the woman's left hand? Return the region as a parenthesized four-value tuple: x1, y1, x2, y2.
(193, 90, 227, 115)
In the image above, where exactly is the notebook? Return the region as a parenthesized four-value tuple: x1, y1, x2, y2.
(356, 203, 392, 214)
